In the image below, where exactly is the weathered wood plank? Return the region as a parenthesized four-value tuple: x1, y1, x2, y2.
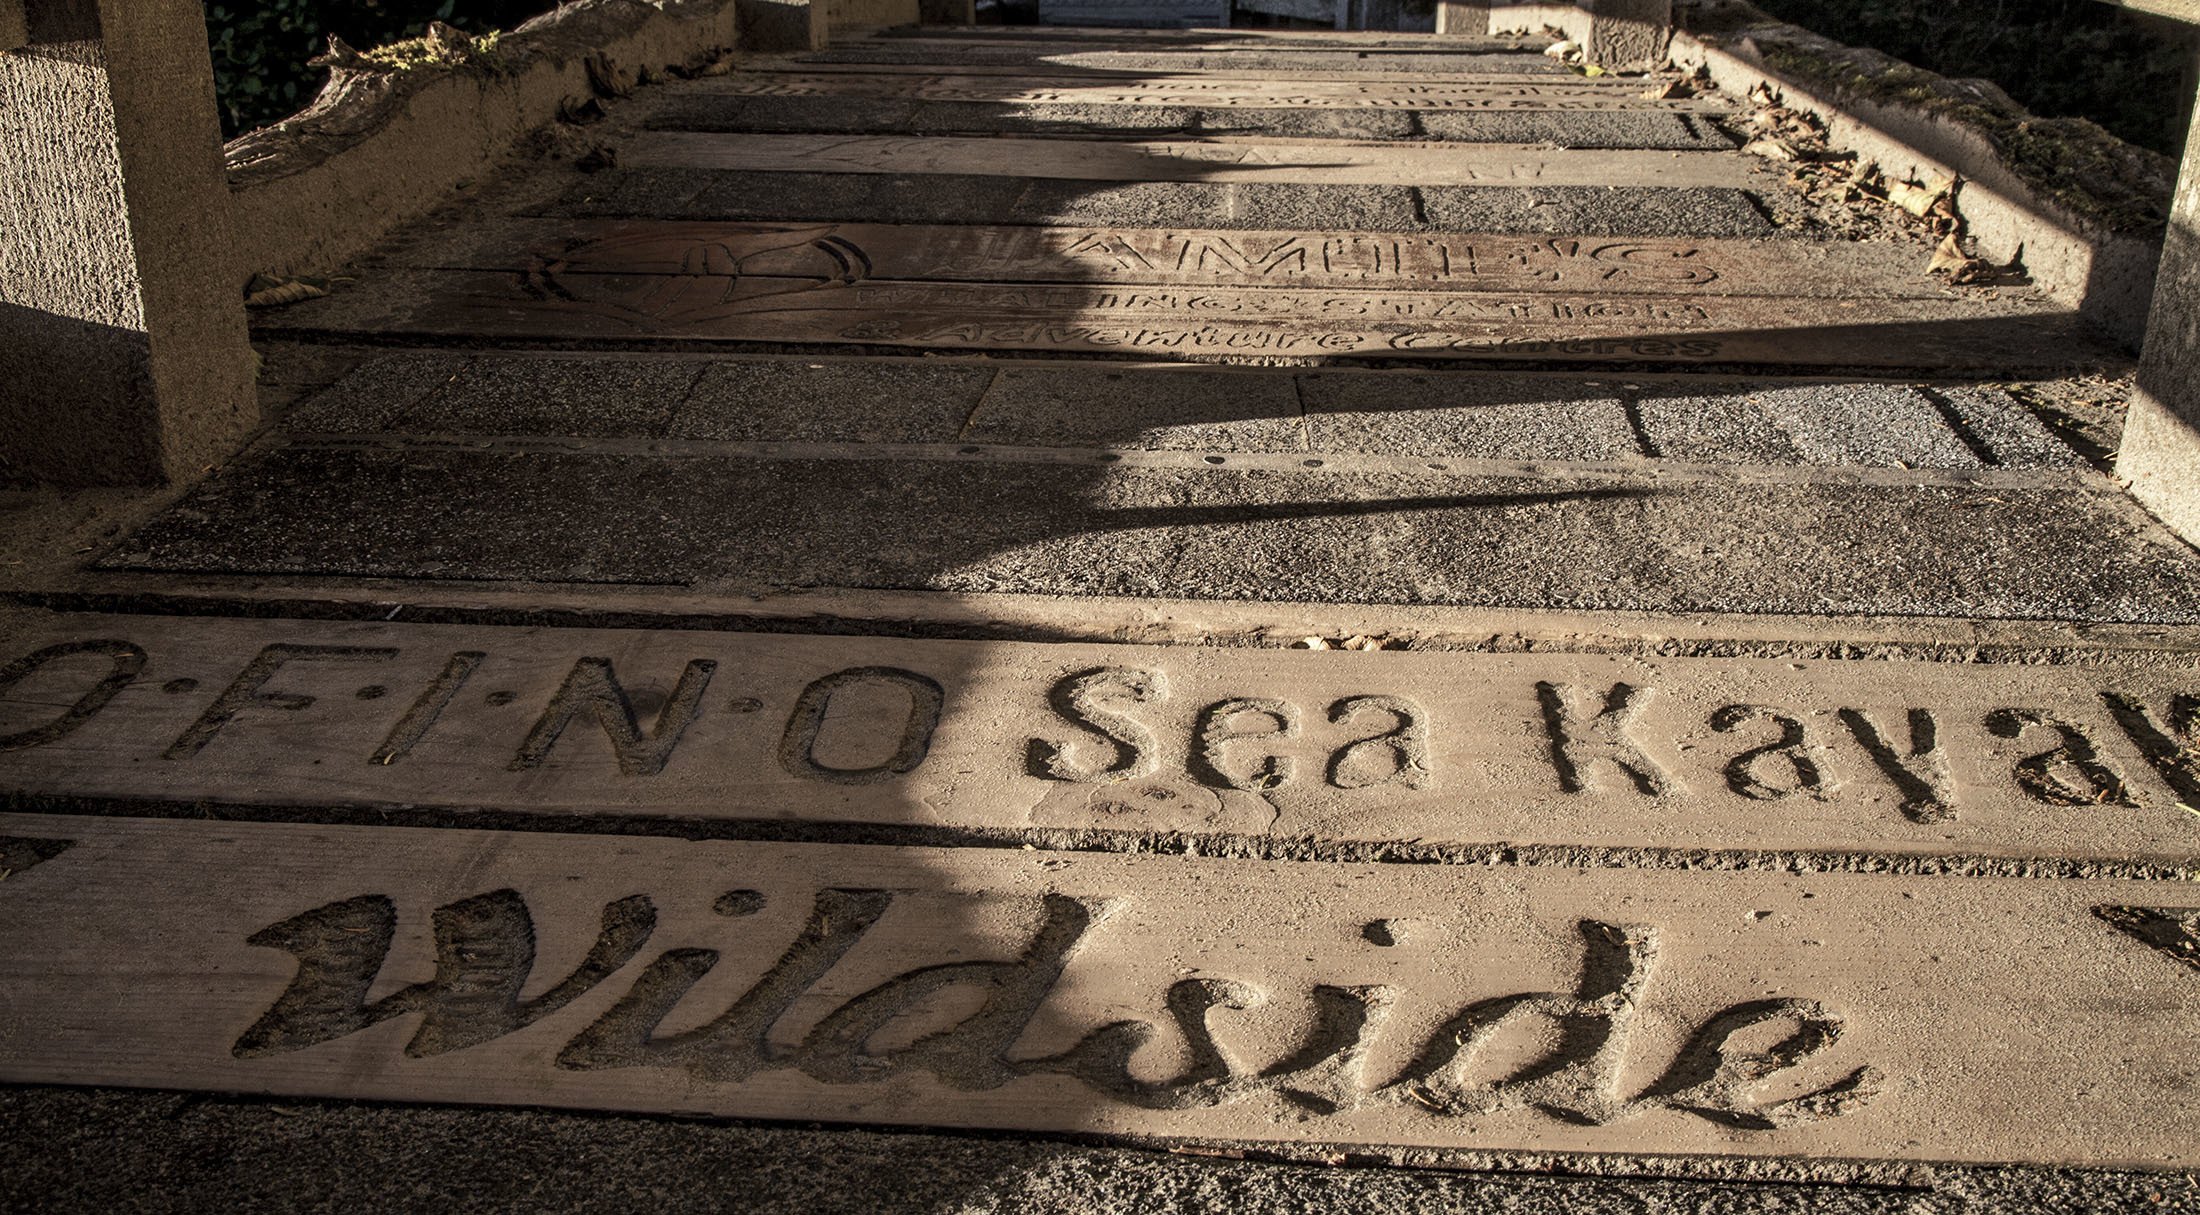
(268, 264, 2106, 370)
(5, 614, 2199, 863)
(2, 811, 2196, 1166)
(383, 219, 1989, 303)
(620, 132, 1758, 189)
(696, 71, 1726, 110)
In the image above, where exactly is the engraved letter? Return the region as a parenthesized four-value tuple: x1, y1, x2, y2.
(1327, 695, 1432, 790)
(1027, 667, 1166, 783)
(777, 667, 944, 785)
(1710, 705, 1824, 801)
(1983, 708, 2133, 807)
(0, 640, 144, 751)
(167, 644, 398, 759)
(1643, 999, 1878, 1128)
(1386, 921, 1656, 1125)
(1835, 708, 1954, 823)
(235, 889, 656, 1058)
(511, 656, 716, 777)
(2103, 692, 2200, 805)
(560, 888, 896, 1082)
(1536, 682, 1669, 795)
(2095, 905, 2200, 975)
(371, 651, 485, 765)
(1040, 981, 1394, 1114)
(799, 894, 1109, 1090)
(1191, 697, 1298, 791)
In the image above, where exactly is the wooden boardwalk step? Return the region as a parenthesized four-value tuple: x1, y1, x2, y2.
(0, 811, 2193, 1167)
(5, 613, 2199, 865)
(273, 218, 2111, 372)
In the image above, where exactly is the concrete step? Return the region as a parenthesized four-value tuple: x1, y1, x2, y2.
(643, 91, 1741, 146)
(548, 168, 1775, 238)
(681, 69, 1729, 112)
(617, 132, 1762, 190)
(786, 45, 1570, 72)
(273, 353, 2080, 473)
(101, 438, 2192, 621)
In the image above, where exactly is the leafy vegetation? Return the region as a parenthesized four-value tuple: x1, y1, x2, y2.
(203, 1, 545, 137)
(1750, 0, 2192, 155)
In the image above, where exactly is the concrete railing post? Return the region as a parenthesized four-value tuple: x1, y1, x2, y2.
(737, 0, 828, 50)
(2120, 51, 2200, 542)
(0, 0, 257, 488)
(1435, 1, 1490, 34)
(1586, 0, 1673, 69)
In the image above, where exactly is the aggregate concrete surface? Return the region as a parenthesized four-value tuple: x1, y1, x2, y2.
(109, 437, 2198, 620)
(7, 1088, 2200, 1214)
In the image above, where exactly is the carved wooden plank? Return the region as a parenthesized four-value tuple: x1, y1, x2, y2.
(6, 614, 2200, 863)
(2, 811, 2196, 1166)
(274, 265, 2105, 370)
(388, 220, 1992, 303)
(622, 132, 1758, 189)
(695, 71, 1725, 110)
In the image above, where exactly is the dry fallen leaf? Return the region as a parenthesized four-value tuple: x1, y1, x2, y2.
(1744, 137, 1800, 162)
(1543, 39, 1581, 59)
(1884, 173, 1955, 218)
(1927, 233, 1994, 284)
(243, 274, 329, 309)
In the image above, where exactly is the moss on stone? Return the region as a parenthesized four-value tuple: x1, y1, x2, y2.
(361, 28, 508, 74)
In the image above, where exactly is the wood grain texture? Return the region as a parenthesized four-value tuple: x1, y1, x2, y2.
(5, 614, 2199, 863)
(1, 812, 2195, 1166)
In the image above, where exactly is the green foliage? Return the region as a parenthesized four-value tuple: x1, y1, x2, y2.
(1751, 0, 2192, 155)
(204, 1, 544, 137)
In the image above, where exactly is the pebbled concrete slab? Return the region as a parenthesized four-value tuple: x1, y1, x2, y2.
(1299, 371, 1639, 461)
(621, 132, 1761, 190)
(1631, 384, 2075, 470)
(280, 353, 470, 433)
(1744, 384, 1983, 470)
(103, 444, 2200, 621)
(793, 48, 1574, 73)
(1936, 386, 2089, 470)
(642, 94, 1741, 149)
(389, 357, 706, 439)
(670, 358, 993, 444)
(1633, 388, 1806, 465)
(269, 357, 2080, 475)
(964, 365, 1304, 449)
(5, 1087, 2193, 1215)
